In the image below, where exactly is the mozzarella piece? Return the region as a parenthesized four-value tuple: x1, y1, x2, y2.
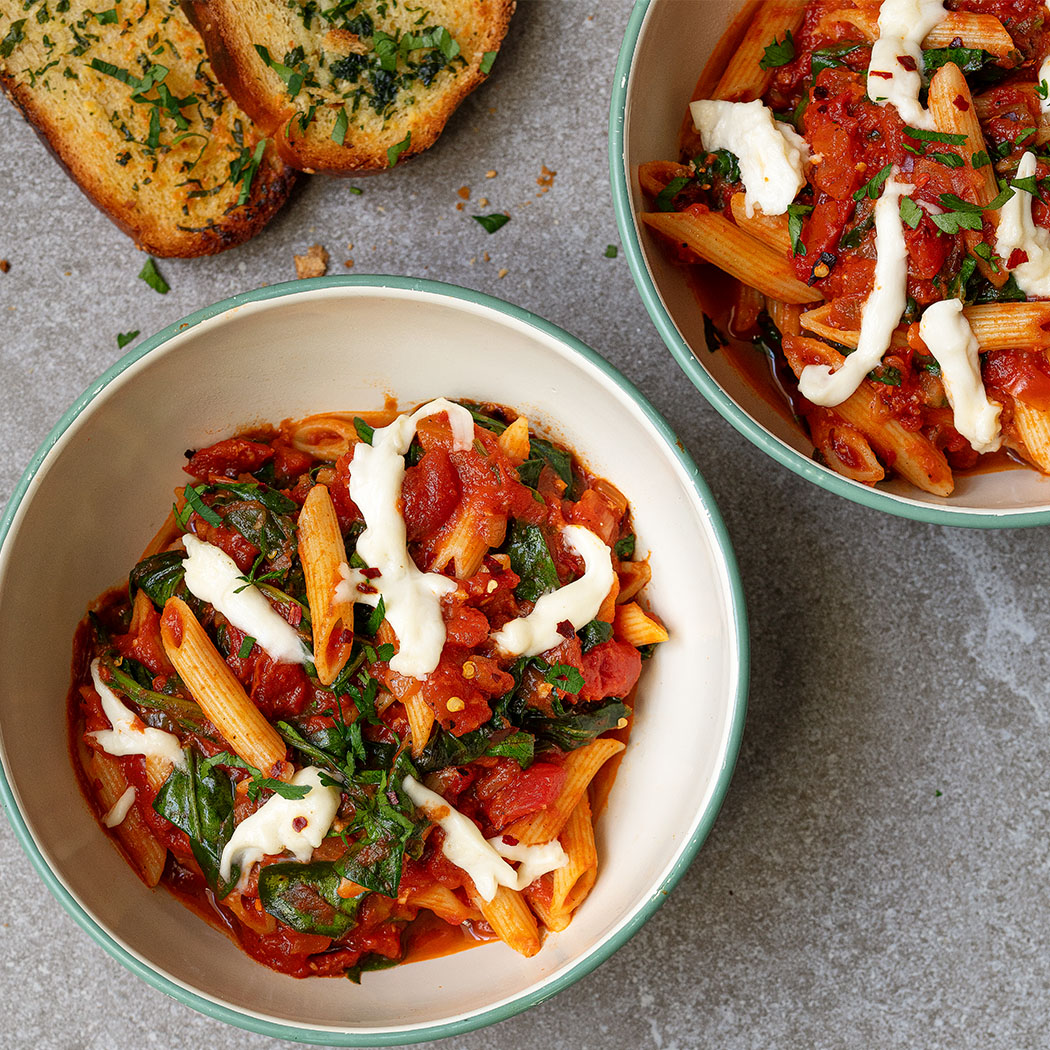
(867, 0, 947, 130)
(402, 776, 567, 902)
(1040, 56, 1050, 115)
(87, 658, 188, 771)
(332, 560, 368, 606)
(181, 534, 311, 664)
(689, 98, 808, 217)
(996, 150, 1050, 297)
(219, 766, 340, 886)
(918, 299, 1002, 454)
(492, 525, 616, 658)
(799, 176, 914, 406)
(348, 399, 475, 678)
(102, 786, 137, 828)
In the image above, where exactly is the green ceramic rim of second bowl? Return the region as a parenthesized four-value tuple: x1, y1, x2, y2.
(0, 274, 749, 1045)
(609, 0, 1050, 529)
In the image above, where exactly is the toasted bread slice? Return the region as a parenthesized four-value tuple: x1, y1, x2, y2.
(183, 0, 514, 174)
(0, 1, 295, 257)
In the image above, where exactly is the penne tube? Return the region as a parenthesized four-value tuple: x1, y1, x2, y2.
(800, 303, 1050, 352)
(638, 160, 692, 200)
(406, 883, 483, 925)
(298, 485, 355, 686)
(497, 416, 531, 466)
(506, 738, 626, 846)
(614, 602, 669, 646)
(426, 507, 497, 579)
(404, 691, 436, 757)
(545, 795, 598, 932)
(1009, 400, 1050, 473)
(469, 884, 540, 958)
(90, 751, 167, 887)
(928, 64, 997, 207)
(615, 559, 651, 605)
(288, 413, 361, 460)
(764, 297, 803, 339)
(713, 0, 806, 102)
(807, 406, 886, 486)
(641, 210, 821, 305)
(730, 193, 793, 256)
(783, 337, 953, 496)
(923, 12, 1015, 58)
(160, 596, 287, 776)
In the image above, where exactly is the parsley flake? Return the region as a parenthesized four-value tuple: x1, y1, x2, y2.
(387, 131, 411, 168)
(604, 244, 619, 258)
(899, 196, 923, 229)
(759, 30, 795, 69)
(138, 257, 169, 294)
(853, 163, 893, 201)
(480, 49, 497, 75)
(116, 329, 140, 348)
(473, 213, 510, 234)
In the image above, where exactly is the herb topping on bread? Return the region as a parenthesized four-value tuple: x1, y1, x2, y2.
(0, 1, 295, 257)
(183, 0, 515, 173)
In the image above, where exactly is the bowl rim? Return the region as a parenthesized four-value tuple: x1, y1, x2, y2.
(609, 0, 1050, 529)
(0, 274, 750, 1045)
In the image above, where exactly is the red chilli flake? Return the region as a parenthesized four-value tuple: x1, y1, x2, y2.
(896, 55, 917, 71)
(953, 94, 970, 112)
(502, 834, 519, 846)
(292, 817, 308, 832)
(361, 567, 382, 579)
(1009, 249, 1030, 268)
(555, 619, 575, 639)
(287, 604, 303, 627)
(870, 70, 893, 79)
(356, 582, 378, 595)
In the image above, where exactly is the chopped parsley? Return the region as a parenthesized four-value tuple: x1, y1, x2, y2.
(473, 213, 510, 234)
(853, 163, 893, 202)
(898, 196, 923, 229)
(655, 175, 691, 212)
(480, 49, 497, 75)
(237, 636, 256, 659)
(786, 203, 813, 256)
(759, 30, 795, 70)
(331, 106, 349, 146)
(604, 244, 619, 258)
(116, 329, 140, 348)
(387, 131, 411, 167)
(138, 256, 169, 294)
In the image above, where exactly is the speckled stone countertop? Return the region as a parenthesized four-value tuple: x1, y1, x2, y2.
(3, 3, 1050, 1048)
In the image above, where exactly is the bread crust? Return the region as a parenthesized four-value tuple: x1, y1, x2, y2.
(183, 0, 515, 174)
(1, 2, 296, 257)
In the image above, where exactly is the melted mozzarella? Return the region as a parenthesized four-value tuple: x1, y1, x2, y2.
(995, 150, 1050, 297)
(1040, 57, 1050, 115)
(102, 786, 137, 828)
(87, 658, 188, 771)
(348, 399, 475, 678)
(492, 525, 616, 657)
(402, 776, 567, 902)
(799, 176, 914, 406)
(689, 99, 808, 217)
(918, 298, 1002, 453)
(219, 766, 340, 886)
(181, 534, 310, 664)
(867, 0, 947, 130)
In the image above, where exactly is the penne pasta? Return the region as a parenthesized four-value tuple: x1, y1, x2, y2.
(614, 601, 669, 646)
(405, 883, 483, 925)
(923, 12, 1015, 59)
(404, 691, 436, 757)
(506, 738, 626, 846)
(783, 337, 954, 496)
(298, 485, 355, 686)
(160, 596, 287, 775)
(713, 0, 806, 102)
(470, 884, 541, 958)
(545, 795, 598, 932)
(642, 210, 821, 305)
(497, 416, 531, 466)
(729, 193, 793, 257)
(1009, 400, 1050, 473)
(90, 751, 167, 887)
(616, 559, 651, 604)
(807, 407, 886, 486)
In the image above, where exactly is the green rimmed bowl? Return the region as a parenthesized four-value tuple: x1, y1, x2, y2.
(0, 276, 747, 1044)
(611, 0, 1050, 527)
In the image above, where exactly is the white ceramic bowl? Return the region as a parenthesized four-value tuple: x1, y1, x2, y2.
(611, 0, 1050, 527)
(0, 277, 747, 1044)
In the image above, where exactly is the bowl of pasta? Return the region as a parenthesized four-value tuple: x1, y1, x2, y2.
(613, 0, 1050, 525)
(0, 276, 746, 1043)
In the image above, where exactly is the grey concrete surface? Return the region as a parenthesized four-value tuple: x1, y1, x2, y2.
(3, 2, 1049, 1048)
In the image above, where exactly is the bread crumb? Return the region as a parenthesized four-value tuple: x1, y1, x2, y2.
(344, 259, 354, 268)
(346, 242, 353, 251)
(479, 197, 489, 207)
(0, 260, 9, 273)
(456, 202, 464, 211)
(64, 270, 72, 276)
(469, 257, 476, 265)
(485, 170, 497, 179)
(294, 244, 329, 279)
(497, 268, 509, 279)
(457, 185, 471, 199)
(537, 165, 557, 189)
(483, 251, 490, 262)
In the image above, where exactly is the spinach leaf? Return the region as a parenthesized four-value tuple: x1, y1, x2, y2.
(212, 480, 297, 516)
(258, 860, 365, 937)
(415, 725, 534, 773)
(153, 749, 238, 895)
(99, 655, 204, 732)
(578, 619, 613, 652)
(519, 437, 573, 490)
(129, 550, 186, 609)
(345, 952, 400, 983)
(810, 41, 864, 77)
(922, 46, 988, 76)
(521, 697, 631, 751)
(506, 521, 559, 602)
(221, 500, 297, 560)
